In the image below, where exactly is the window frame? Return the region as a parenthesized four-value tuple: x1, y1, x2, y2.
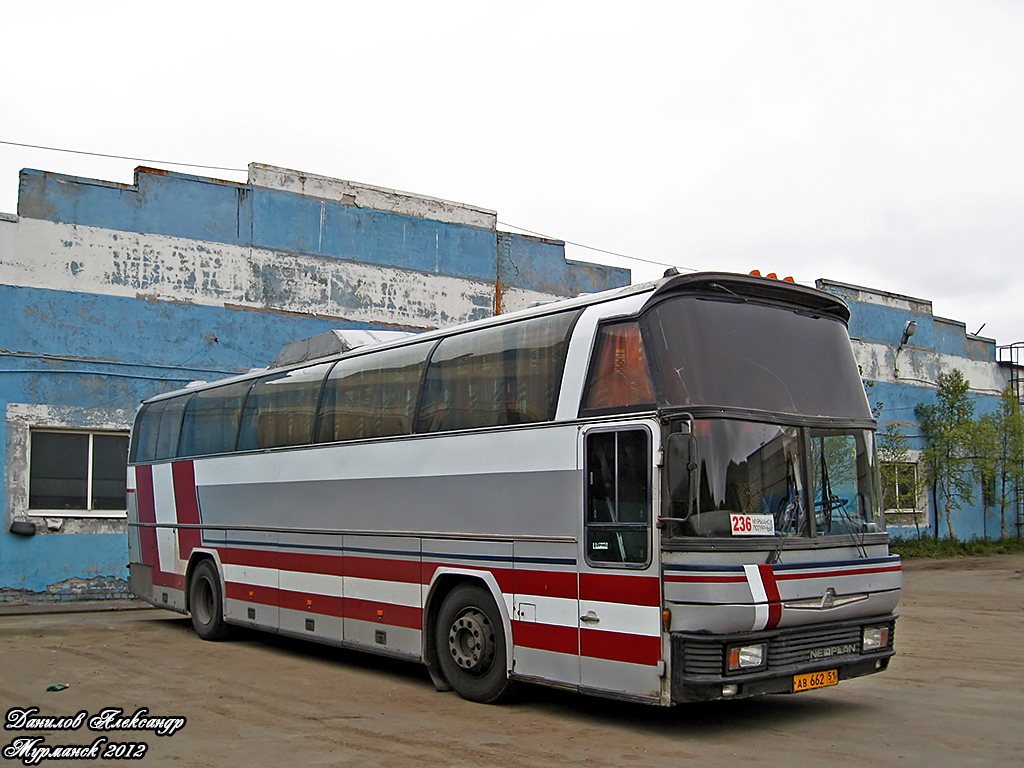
(582, 425, 653, 569)
(27, 428, 130, 519)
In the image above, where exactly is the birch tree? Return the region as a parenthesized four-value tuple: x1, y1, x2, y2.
(915, 370, 975, 540)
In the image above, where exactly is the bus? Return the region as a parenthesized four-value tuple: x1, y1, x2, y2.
(126, 271, 900, 706)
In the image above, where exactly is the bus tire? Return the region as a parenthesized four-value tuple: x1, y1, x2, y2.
(189, 560, 229, 641)
(435, 583, 514, 704)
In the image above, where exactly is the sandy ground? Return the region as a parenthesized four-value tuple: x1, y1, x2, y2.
(1, 554, 1021, 767)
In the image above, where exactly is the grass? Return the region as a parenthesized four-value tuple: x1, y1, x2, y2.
(889, 535, 1024, 559)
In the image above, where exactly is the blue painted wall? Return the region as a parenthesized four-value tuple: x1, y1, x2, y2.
(823, 281, 1015, 541)
(3, 165, 630, 602)
(17, 167, 629, 296)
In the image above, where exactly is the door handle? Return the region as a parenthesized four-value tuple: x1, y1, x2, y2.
(580, 610, 600, 623)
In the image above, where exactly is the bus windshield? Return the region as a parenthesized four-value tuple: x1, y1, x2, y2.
(667, 419, 883, 539)
(644, 296, 871, 419)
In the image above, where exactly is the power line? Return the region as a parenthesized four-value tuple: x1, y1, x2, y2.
(0, 139, 247, 174)
(497, 220, 696, 272)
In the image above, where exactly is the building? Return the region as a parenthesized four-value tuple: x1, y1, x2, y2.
(0, 163, 628, 603)
(819, 280, 1022, 540)
(2, 162, 1019, 604)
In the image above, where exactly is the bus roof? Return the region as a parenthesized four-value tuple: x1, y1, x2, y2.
(138, 272, 848, 404)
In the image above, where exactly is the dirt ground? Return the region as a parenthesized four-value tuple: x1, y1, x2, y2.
(1, 555, 1021, 768)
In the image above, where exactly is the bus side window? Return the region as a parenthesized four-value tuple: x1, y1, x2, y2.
(581, 322, 655, 413)
(179, 380, 253, 457)
(238, 363, 331, 450)
(316, 344, 429, 443)
(154, 396, 190, 461)
(130, 400, 165, 463)
(584, 428, 651, 566)
(417, 312, 576, 433)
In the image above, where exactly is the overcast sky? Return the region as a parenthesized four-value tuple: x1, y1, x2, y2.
(2, 1, 1021, 347)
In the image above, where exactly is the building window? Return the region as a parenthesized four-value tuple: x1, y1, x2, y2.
(881, 461, 918, 512)
(29, 430, 129, 516)
(880, 460, 922, 527)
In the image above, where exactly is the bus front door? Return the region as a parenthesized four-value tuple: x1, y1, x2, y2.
(578, 425, 663, 702)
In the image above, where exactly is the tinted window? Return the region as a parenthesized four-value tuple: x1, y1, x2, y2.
(237, 364, 331, 450)
(316, 344, 429, 442)
(645, 296, 871, 418)
(130, 400, 164, 463)
(417, 312, 576, 433)
(154, 396, 189, 460)
(179, 380, 254, 457)
(585, 429, 651, 566)
(582, 322, 655, 412)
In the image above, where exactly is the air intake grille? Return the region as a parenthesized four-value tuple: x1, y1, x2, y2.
(676, 618, 896, 676)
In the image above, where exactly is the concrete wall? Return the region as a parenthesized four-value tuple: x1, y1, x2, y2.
(0, 164, 629, 603)
(819, 279, 1016, 540)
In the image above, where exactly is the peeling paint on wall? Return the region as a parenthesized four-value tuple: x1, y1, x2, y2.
(1, 218, 557, 330)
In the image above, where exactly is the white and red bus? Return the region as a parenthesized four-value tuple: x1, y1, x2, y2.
(126, 271, 900, 705)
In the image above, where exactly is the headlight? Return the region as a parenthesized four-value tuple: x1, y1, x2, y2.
(862, 625, 890, 651)
(727, 642, 767, 671)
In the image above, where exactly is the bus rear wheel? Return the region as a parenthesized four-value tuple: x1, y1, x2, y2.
(436, 584, 514, 703)
(189, 560, 229, 641)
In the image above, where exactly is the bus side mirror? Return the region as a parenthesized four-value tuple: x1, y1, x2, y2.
(667, 432, 696, 504)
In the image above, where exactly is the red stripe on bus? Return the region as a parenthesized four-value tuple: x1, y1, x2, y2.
(277, 551, 343, 575)
(512, 621, 578, 656)
(580, 628, 661, 666)
(133, 466, 161, 571)
(278, 589, 344, 617)
(774, 565, 902, 581)
(513, 569, 578, 600)
(171, 461, 202, 559)
(218, 548, 277, 569)
(580, 573, 661, 606)
(225, 582, 277, 606)
(421, 563, 515, 594)
(152, 568, 183, 589)
(345, 598, 422, 629)
(217, 548, 342, 577)
(758, 564, 782, 629)
(347, 555, 420, 583)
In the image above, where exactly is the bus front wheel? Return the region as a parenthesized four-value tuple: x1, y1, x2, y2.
(435, 583, 514, 703)
(189, 560, 229, 641)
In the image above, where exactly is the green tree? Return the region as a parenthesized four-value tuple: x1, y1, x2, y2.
(915, 370, 976, 540)
(992, 385, 1024, 539)
(972, 413, 998, 539)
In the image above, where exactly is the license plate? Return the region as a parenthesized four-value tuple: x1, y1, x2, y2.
(793, 669, 838, 692)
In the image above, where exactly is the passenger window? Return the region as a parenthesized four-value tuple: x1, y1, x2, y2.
(179, 380, 254, 457)
(154, 396, 189, 461)
(316, 344, 430, 442)
(237, 364, 331, 450)
(417, 312, 576, 433)
(130, 400, 164, 463)
(584, 429, 651, 566)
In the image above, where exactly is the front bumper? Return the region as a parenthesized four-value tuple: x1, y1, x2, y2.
(670, 614, 897, 703)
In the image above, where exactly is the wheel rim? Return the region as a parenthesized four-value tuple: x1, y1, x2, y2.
(447, 608, 495, 676)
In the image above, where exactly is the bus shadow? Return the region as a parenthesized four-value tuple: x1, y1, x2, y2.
(148, 615, 870, 732)
(512, 683, 871, 735)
